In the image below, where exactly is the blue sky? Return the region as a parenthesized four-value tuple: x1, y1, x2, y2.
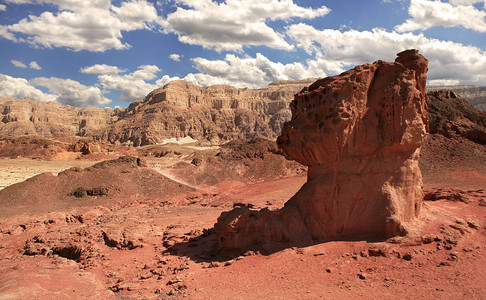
(1, 0, 485, 108)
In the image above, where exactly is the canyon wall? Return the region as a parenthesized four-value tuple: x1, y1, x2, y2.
(427, 85, 486, 112)
(2, 79, 483, 147)
(92, 79, 315, 146)
(0, 79, 315, 146)
(0, 97, 121, 137)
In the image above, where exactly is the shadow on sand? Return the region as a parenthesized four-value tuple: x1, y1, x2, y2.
(164, 228, 388, 263)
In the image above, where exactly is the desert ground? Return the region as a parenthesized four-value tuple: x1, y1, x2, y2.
(0, 133, 484, 300)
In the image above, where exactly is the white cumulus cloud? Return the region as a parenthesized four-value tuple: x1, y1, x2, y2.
(80, 64, 126, 75)
(30, 77, 111, 107)
(95, 54, 326, 100)
(184, 53, 325, 88)
(0, 4, 6, 11)
(286, 23, 486, 85)
(11, 60, 42, 70)
(163, 0, 330, 51)
(155, 75, 181, 87)
(4, 0, 111, 10)
(449, 0, 485, 5)
(396, 0, 486, 32)
(29, 61, 41, 70)
(169, 53, 181, 62)
(0, 73, 57, 102)
(98, 65, 162, 101)
(11, 59, 27, 68)
(1, 0, 162, 52)
(130, 65, 160, 80)
(428, 79, 461, 85)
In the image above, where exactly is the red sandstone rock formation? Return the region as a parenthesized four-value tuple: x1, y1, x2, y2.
(214, 50, 429, 251)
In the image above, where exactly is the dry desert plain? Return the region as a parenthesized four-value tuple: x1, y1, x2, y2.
(0, 134, 484, 299)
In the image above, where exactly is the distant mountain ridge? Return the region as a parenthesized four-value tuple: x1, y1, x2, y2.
(92, 79, 316, 145)
(427, 90, 486, 144)
(0, 97, 123, 137)
(427, 85, 486, 112)
(0, 79, 316, 145)
(1, 81, 485, 145)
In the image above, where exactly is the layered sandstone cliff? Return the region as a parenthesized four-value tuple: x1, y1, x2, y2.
(0, 80, 316, 145)
(215, 50, 429, 251)
(92, 79, 316, 146)
(427, 85, 486, 112)
(0, 97, 121, 137)
(427, 90, 486, 144)
(2, 80, 484, 147)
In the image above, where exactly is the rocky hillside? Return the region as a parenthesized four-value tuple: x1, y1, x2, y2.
(92, 79, 316, 146)
(2, 80, 485, 146)
(0, 79, 315, 146)
(427, 90, 486, 144)
(427, 85, 486, 111)
(0, 97, 122, 137)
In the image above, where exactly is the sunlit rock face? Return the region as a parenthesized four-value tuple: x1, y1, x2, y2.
(215, 50, 429, 251)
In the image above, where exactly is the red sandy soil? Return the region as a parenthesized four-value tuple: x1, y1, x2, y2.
(0, 135, 485, 299)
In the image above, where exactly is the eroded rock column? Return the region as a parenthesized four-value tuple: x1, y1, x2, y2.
(214, 50, 429, 252)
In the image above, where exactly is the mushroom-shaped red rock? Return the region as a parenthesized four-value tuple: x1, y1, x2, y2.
(215, 50, 429, 252)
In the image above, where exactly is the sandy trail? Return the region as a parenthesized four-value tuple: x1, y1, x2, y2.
(153, 167, 199, 190)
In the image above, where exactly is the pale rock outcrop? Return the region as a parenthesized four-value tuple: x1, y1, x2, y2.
(214, 50, 429, 251)
(0, 80, 314, 146)
(0, 98, 120, 137)
(93, 79, 316, 146)
(427, 90, 486, 144)
(427, 85, 486, 112)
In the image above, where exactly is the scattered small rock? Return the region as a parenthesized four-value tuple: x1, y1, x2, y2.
(243, 250, 258, 256)
(295, 248, 305, 254)
(392, 250, 401, 259)
(421, 235, 435, 244)
(466, 220, 479, 230)
(112, 281, 137, 292)
(191, 157, 203, 166)
(402, 253, 413, 261)
(448, 252, 458, 261)
(368, 248, 387, 257)
(167, 276, 183, 285)
(360, 250, 369, 258)
(139, 272, 152, 280)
